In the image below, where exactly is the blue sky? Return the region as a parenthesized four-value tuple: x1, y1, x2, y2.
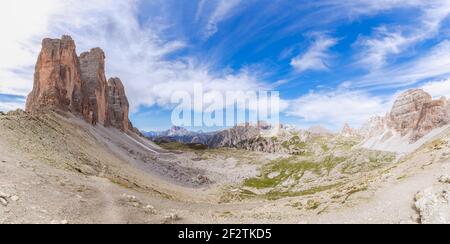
(2, 0, 450, 131)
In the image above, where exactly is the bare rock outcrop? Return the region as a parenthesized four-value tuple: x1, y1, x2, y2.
(389, 89, 450, 142)
(26, 35, 82, 113)
(387, 89, 432, 137)
(363, 89, 450, 143)
(79, 48, 108, 126)
(26, 36, 132, 132)
(412, 97, 450, 141)
(341, 123, 358, 137)
(207, 124, 261, 148)
(106, 78, 131, 131)
(415, 185, 450, 224)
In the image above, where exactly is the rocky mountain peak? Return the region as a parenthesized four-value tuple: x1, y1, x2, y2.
(387, 89, 450, 142)
(363, 89, 450, 145)
(26, 36, 82, 113)
(79, 47, 108, 126)
(167, 126, 190, 137)
(388, 89, 432, 136)
(26, 35, 132, 132)
(341, 123, 356, 137)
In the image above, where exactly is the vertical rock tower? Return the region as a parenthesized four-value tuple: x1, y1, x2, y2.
(26, 35, 83, 113)
(106, 77, 131, 131)
(79, 48, 108, 126)
(26, 36, 132, 132)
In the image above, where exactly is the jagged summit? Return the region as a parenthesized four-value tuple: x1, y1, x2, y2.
(341, 123, 357, 137)
(361, 89, 450, 153)
(25, 35, 131, 132)
(388, 89, 450, 142)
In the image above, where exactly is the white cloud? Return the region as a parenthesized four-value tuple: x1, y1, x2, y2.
(0, 0, 267, 114)
(355, 27, 410, 69)
(204, 0, 242, 38)
(0, 101, 25, 112)
(290, 35, 338, 73)
(354, 40, 450, 89)
(422, 78, 450, 99)
(0, 95, 25, 112)
(194, 0, 242, 38)
(333, 0, 427, 17)
(0, 0, 64, 96)
(286, 89, 391, 130)
(354, 0, 450, 70)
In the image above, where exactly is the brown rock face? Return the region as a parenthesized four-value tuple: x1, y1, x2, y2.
(388, 89, 432, 136)
(106, 78, 130, 131)
(26, 35, 82, 113)
(387, 89, 450, 142)
(79, 48, 108, 126)
(412, 97, 450, 141)
(26, 36, 132, 132)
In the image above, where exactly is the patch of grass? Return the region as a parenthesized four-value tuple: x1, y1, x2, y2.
(263, 183, 344, 200)
(342, 184, 368, 203)
(243, 155, 347, 189)
(306, 199, 321, 210)
(219, 211, 234, 218)
(396, 175, 407, 180)
(291, 202, 303, 210)
(428, 139, 447, 150)
(339, 150, 396, 174)
(282, 136, 307, 150)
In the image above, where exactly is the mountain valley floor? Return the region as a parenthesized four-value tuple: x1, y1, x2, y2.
(1, 111, 449, 224)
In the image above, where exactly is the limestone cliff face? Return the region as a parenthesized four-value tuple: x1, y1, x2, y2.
(26, 35, 82, 113)
(412, 96, 450, 141)
(388, 89, 433, 137)
(79, 48, 108, 126)
(106, 78, 130, 131)
(387, 89, 450, 142)
(363, 89, 450, 143)
(26, 36, 132, 132)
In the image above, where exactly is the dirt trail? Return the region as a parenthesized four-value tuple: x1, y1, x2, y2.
(92, 178, 123, 224)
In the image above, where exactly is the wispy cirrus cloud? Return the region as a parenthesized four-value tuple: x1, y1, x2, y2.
(290, 35, 338, 73)
(422, 78, 450, 99)
(355, 27, 410, 69)
(195, 0, 243, 39)
(353, 0, 450, 70)
(354, 40, 450, 89)
(0, 0, 268, 114)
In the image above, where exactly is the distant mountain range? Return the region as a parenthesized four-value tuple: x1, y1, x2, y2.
(143, 122, 348, 154)
(145, 88, 450, 155)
